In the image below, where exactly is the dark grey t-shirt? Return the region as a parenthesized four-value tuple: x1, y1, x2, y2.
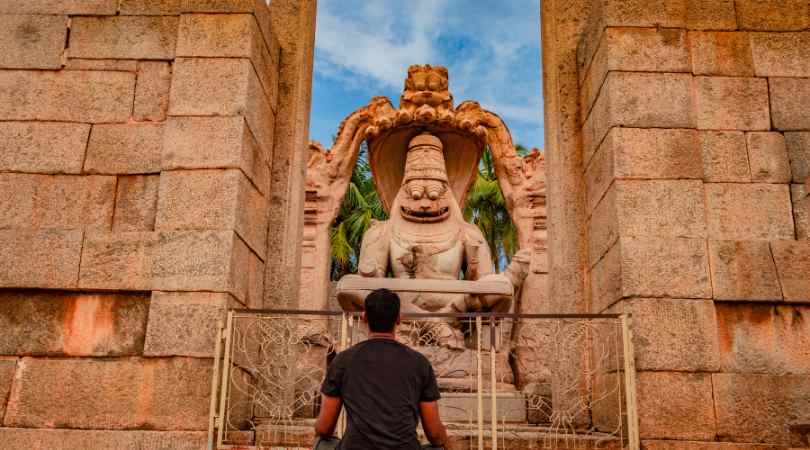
(321, 338, 441, 450)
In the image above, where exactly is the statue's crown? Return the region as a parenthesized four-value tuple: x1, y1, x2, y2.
(404, 133, 448, 183)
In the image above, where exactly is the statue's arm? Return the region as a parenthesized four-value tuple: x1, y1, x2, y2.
(462, 224, 496, 280)
(357, 220, 390, 278)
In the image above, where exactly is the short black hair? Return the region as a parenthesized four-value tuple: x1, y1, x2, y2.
(364, 289, 400, 332)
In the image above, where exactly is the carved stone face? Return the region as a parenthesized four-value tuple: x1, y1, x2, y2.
(398, 178, 451, 223)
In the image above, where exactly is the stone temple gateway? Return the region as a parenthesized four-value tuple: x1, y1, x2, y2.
(0, 1, 809, 449)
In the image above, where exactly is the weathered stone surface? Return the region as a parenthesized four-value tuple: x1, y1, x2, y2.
(168, 57, 275, 153)
(0, 229, 82, 289)
(641, 441, 783, 450)
(713, 373, 810, 446)
(0, 0, 117, 14)
(0, 14, 67, 69)
(65, 58, 138, 71)
(746, 132, 791, 183)
(709, 240, 782, 301)
(0, 291, 149, 356)
(85, 123, 163, 174)
(0, 358, 17, 420)
(637, 371, 716, 440)
(588, 183, 619, 267)
(706, 183, 794, 240)
(69, 16, 178, 60)
(144, 292, 241, 357)
(620, 237, 712, 299)
(583, 72, 694, 161)
(119, 0, 184, 14)
(786, 132, 810, 183)
(695, 76, 770, 131)
(0, 428, 207, 450)
(690, 31, 755, 77)
(771, 240, 810, 302)
(610, 298, 720, 372)
(0, 70, 135, 123)
(156, 169, 267, 257)
(4, 357, 212, 430)
(751, 32, 810, 77)
(770, 77, 810, 131)
(79, 232, 157, 291)
(792, 183, 809, 240)
(152, 231, 253, 302)
(701, 131, 751, 182)
(162, 116, 269, 194)
(0, 122, 89, 174)
(176, 13, 279, 107)
(589, 241, 622, 313)
(736, 0, 810, 31)
(114, 175, 159, 232)
(134, 61, 172, 122)
(686, 0, 737, 30)
(602, 0, 686, 28)
(0, 174, 115, 230)
(716, 303, 810, 375)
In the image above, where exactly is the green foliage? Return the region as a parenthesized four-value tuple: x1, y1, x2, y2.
(329, 144, 531, 279)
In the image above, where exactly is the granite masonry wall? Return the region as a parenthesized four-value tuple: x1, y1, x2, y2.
(576, 0, 810, 448)
(0, 1, 307, 448)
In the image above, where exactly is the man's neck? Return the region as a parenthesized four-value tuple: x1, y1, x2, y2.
(368, 331, 396, 340)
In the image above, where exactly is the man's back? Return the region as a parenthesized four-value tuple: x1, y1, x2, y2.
(321, 338, 440, 450)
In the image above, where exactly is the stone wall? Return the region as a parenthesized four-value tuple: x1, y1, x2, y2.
(0, 1, 292, 448)
(575, 0, 810, 448)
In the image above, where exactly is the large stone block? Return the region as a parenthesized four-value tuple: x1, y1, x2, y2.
(713, 373, 810, 446)
(641, 441, 784, 450)
(0, 291, 149, 356)
(176, 14, 279, 107)
(588, 183, 619, 267)
(156, 169, 267, 257)
(751, 32, 810, 78)
(746, 132, 791, 183)
(690, 31, 755, 77)
(3, 357, 212, 430)
(0, 173, 115, 230)
(716, 303, 810, 375)
(0, 0, 117, 14)
(610, 298, 720, 371)
(620, 237, 712, 299)
(771, 240, 810, 302)
(0, 229, 82, 289)
(706, 183, 794, 241)
(0, 428, 207, 450)
(168, 57, 275, 153)
(0, 122, 89, 174)
(695, 76, 770, 131)
(602, 0, 687, 28)
(69, 16, 178, 60)
(0, 70, 135, 123)
(786, 132, 810, 183)
(79, 232, 158, 291)
(64, 58, 138, 72)
(0, 14, 67, 69)
(709, 240, 782, 301)
(582, 72, 695, 161)
(736, 0, 810, 31)
(636, 371, 716, 440)
(686, 0, 737, 30)
(152, 230, 254, 303)
(792, 183, 809, 240)
(589, 239, 623, 313)
(119, 0, 184, 15)
(0, 358, 17, 420)
(144, 291, 241, 358)
(581, 27, 689, 115)
(701, 131, 751, 183)
(113, 175, 159, 231)
(770, 77, 810, 131)
(134, 61, 172, 122)
(85, 123, 163, 174)
(162, 116, 269, 194)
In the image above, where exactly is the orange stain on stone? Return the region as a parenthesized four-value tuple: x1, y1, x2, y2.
(62, 295, 116, 356)
(135, 361, 155, 428)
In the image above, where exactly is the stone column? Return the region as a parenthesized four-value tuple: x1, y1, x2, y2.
(577, 0, 810, 446)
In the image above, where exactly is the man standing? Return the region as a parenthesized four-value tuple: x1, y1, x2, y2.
(314, 288, 452, 450)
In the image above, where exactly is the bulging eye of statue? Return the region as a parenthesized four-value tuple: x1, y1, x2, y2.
(407, 182, 424, 200)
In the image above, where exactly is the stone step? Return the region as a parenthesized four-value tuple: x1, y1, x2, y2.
(439, 392, 527, 423)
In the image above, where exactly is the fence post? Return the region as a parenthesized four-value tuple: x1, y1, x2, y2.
(621, 314, 640, 450)
(476, 315, 484, 450)
(490, 316, 497, 450)
(207, 318, 226, 450)
(216, 310, 235, 447)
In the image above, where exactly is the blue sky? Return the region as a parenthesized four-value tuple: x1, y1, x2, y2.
(309, 0, 544, 150)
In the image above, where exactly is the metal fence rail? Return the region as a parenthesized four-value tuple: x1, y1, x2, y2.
(208, 310, 639, 450)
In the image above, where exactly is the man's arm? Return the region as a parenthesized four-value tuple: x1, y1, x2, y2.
(419, 401, 451, 449)
(314, 395, 343, 437)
